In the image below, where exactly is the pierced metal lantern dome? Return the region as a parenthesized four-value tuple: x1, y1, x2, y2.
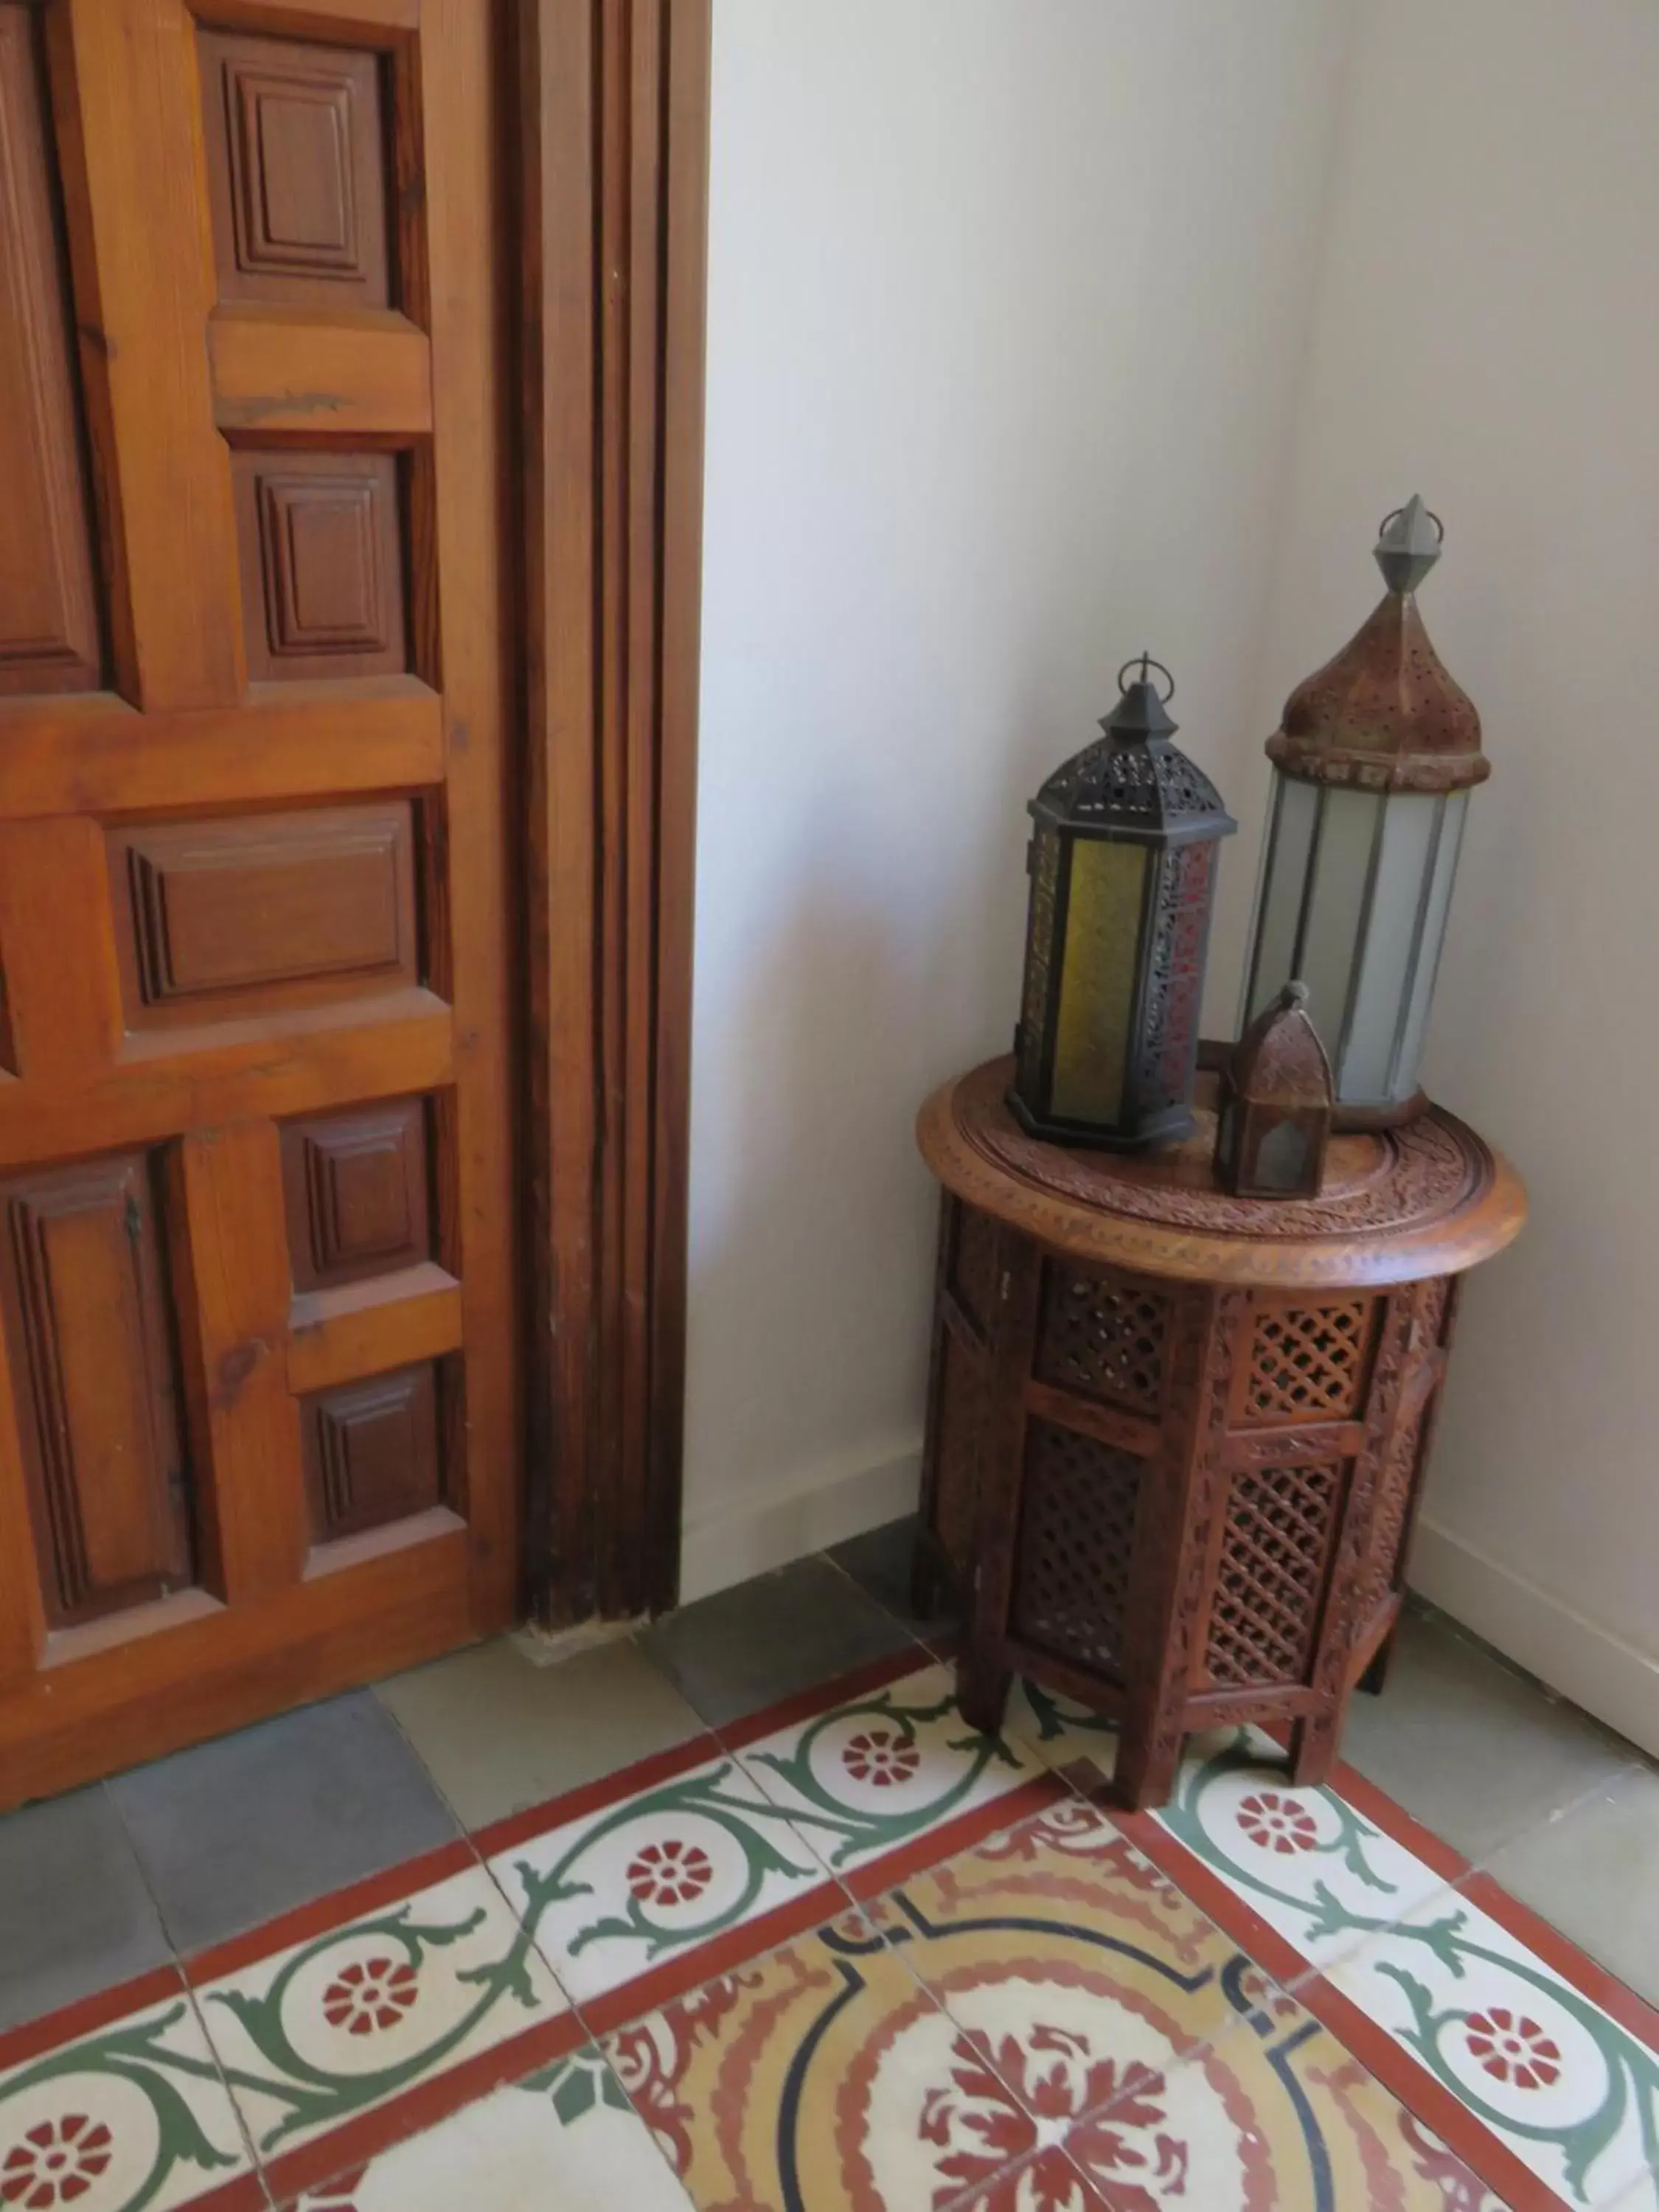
(1240, 498, 1488, 1128)
(1010, 654, 1236, 1152)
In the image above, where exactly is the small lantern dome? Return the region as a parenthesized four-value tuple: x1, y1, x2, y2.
(1241, 500, 1489, 1128)
(1215, 980, 1335, 1198)
(1012, 655, 1236, 1153)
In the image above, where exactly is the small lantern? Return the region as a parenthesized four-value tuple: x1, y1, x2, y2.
(1239, 497, 1488, 1128)
(1010, 654, 1236, 1151)
(1215, 979, 1333, 1197)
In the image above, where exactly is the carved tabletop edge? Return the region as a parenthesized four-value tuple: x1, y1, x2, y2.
(917, 1056, 1527, 1289)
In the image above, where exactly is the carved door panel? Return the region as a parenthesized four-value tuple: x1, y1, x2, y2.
(0, 0, 517, 1806)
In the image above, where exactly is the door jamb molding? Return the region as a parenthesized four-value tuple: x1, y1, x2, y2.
(514, 0, 711, 1624)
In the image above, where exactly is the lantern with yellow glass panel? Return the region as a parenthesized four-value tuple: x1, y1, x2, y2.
(1009, 655, 1235, 1150)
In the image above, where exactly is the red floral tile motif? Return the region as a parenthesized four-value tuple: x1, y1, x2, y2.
(1397, 2114, 1508, 2211)
(1, 2115, 114, 2208)
(321, 1956, 421, 2036)
(1463, 2007, 1562, 2090)
(1235, 1790, 1321, 1855)
(842, 1728, 922, 1787)
(627, 1838, 715, 1907)
(922, 2025, 1187, 2211)
(608, 1969, 766, 2172)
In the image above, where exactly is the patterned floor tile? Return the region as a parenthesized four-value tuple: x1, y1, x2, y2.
(870, 1795, 1270, 2068)
(192, 1863, 568, 2175)
(283, 2047, 692, 2211)
(0, 1980, 257, 2211)
(1324, 1882, 1659, 2211)
(1151, 1722, 1456, 1973)
(595, 1806, 1499, 2211)
(602, 1908, 1037, 2209)
(734, 1661, 1046, 1885)
(485, 1749, 835, 2010)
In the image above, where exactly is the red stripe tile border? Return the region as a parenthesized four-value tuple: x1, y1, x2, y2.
(470, 1731, 724, 1859)
(183, 1837, 480, 1985)
(1459, 1870, 1659, 2055)
(580, 1873, 849, 2037)
(1274, 1732, 1659, 2056)
(178, 2167, 271, 2212)
(1312, 1744, 1475, 1889)
(718, 1641, 950, 1752)
(0, 1964, 191, 2073)
(842, 1773, 1072, 1903)
(1113, 1806, 1571, 2212)
(255, 2005, 587, 2205)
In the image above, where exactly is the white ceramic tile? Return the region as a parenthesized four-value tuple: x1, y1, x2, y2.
(288, 2053, 694, 2212)
(1326, 1885, 1659, 2212)
(0, 1983, 254, 2211)
(1152, 1722, 1455, 1972)
(195, 1865, 566, 2168)
(486, 1752, 830, 2006)
(734, 1660, 1044, 1883)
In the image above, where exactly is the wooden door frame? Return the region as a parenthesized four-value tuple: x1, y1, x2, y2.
(513, 0, 711, 1624)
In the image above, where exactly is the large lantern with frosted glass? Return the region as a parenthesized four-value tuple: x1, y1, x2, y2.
(1239, 498, 1489, 1128)
(1010, 655, 1235, 1151)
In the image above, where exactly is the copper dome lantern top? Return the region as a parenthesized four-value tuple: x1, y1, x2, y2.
(1265, 496, 1488, 796)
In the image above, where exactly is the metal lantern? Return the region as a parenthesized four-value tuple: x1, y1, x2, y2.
(1214, 979, 1334, 1198)
(1240, 496, 1488, 1128)
(1010, 654, 1235, 1151)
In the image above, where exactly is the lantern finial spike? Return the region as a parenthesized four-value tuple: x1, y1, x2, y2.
(1374, 495, 1444, 595)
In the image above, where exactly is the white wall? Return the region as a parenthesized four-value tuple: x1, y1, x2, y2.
(1247, 2, 1659, 1750)
(684, 0, 1355, 1596)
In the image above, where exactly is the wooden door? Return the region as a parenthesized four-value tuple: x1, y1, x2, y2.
(0, 0, 517, 1808)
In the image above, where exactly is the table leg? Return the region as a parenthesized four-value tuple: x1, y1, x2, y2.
(1289, 1706, 1342, 1787)
(910, 1537, 943, 1621)
(1358, 1619, 1399, 1695)
(1114, 1707, 1183, 1812)
(957, 1645, 1012, 1737)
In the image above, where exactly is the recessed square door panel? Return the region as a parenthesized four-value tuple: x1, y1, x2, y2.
(282, 1096, 434, 1293)
(302, 1359, 443, 1543)
(198, 28, 392, 309)
(107, 801, 420, 1026)
(231, 451, 408, 681)
(0, 1151, 193, 1627)
(0, 8, 101, 694)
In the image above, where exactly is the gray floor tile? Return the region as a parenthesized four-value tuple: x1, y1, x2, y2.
(375, 1634, 707, 1829)
(1338, 1607, 1632, 1859)
(1484, 1761, 1659, 2009)
(0, 1786, 172, 2033)
(109, 1691, 459, 1956)
(827, 1514, 959, 1644)
(636, 1553, 919, 1728)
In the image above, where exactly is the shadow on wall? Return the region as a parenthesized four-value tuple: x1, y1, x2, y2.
(678, 745, 1043, 1601)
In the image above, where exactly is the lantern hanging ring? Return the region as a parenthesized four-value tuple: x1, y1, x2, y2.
(1116, 651, 1175, 702)
(1378, 505, 1444, 541)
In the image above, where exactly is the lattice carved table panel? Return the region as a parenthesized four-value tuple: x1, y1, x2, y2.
(914, 1057, 1526, 1812)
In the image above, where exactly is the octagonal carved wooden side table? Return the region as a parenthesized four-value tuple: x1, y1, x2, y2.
(914, 1056, 1526, 1811)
